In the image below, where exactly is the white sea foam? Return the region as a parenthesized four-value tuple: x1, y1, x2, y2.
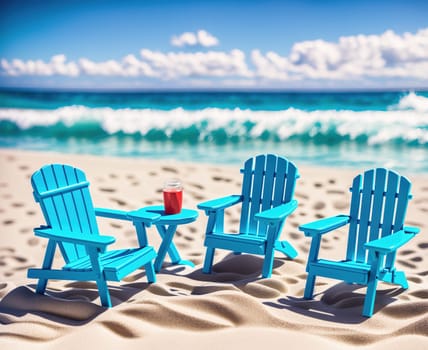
(392, 91, 428, 112)
(1, 103, 427, 145)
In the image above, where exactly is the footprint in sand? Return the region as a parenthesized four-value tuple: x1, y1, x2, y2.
(289, 232, 301, 240)
(11, 202, 25, 208)
(109, 198, 128, 206)
(327, 189, 346, 195)
(99, 187, 116, 193)
(189, 191, 205, 201)
(212, 176, 232, 183)
(313, 201, 325, 210)
(399, 249, 414, 256)
(397, 260, 417, 269)
(183, 234, 194, 242)
(298, 244, 309, 253)
(124, 229, 136, 237)
(28, 237, 39, 246)
(162, 166, 178, 174)
(188, 182, 204, 190)
(333, 200, 348, 210)
(289, 221, 300, 229)
(294, 191, 309, 200)
(418, 242, 428, 249)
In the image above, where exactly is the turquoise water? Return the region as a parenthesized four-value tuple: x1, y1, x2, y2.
(1, 89, 427, 173)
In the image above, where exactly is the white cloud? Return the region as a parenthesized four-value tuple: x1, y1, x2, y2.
(1, 28, 428, 87)
(251, 28, 428, 81)
(139, 49, 252, 79)
(1, 54, 79, 77)
(171, 30, 219, 47)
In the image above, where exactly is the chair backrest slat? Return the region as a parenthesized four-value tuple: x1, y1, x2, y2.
(385, 176, 411, 268)
(380, 171, 399, 239)
(368, 168, 387, 241)
(248, 155, 266, 235)
(284, 161, 297, 203)
(366, 169, 387, 263)
(346, 168, 412, 266)
(346, 174, 363, 261)
(239, 154, 298, 238)
(239, 157, 254, 234)
(272, 157, 288, 206)
(259, 154, 278, 236)
(32, 164, 99, 263)
(356, 170, 375, 262)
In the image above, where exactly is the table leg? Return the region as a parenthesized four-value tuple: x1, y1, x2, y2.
(154, 225, 195, 272)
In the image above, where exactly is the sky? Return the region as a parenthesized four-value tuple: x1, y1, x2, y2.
(0, 0, 427, 90)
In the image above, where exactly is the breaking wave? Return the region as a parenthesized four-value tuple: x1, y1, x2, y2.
(1, 103, 427, 146)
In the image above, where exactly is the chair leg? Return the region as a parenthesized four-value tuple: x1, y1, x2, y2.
(393, 270, 408, 289)
(304, 273, 316, 299)
(145, 262, 156, 283)
(275, 240, 298, 259)
(36, 278, 49, 294)
(363, 277, 378, 317)
(96, 279, 112, 308)
(262, 249, 275, 278)
(203, 247, 215, 274)
(363, 251, 383, 317)
(35, 240, 56, 294)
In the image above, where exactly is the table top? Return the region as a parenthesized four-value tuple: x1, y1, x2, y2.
(128, 205, 198, 225)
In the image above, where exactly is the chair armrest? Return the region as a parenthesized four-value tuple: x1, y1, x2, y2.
(299, 215, 350, 237)
(95, 207, 131, 221)
(126, 210, 161, 225)
(34, 227, 115, 248)
(364, 226, 420, 254)
(96, 207, 161, 226)
(197, 195, 242, 212)
(255, 200, 298, 224)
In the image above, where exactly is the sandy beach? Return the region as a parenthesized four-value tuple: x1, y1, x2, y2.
(0, 149, 427, 349)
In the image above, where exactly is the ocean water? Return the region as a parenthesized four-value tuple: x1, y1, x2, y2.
(0, 89, 427, 174)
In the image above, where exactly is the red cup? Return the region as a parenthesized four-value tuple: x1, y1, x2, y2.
(163, 179, 183, 214)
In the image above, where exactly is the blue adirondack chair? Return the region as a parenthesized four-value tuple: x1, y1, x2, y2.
(198, 154, 299, 278)
(299, 168, 420, 317)
(27, 164, 160, 307)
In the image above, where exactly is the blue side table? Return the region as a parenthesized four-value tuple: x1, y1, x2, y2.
(128, 205, 198, 272)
